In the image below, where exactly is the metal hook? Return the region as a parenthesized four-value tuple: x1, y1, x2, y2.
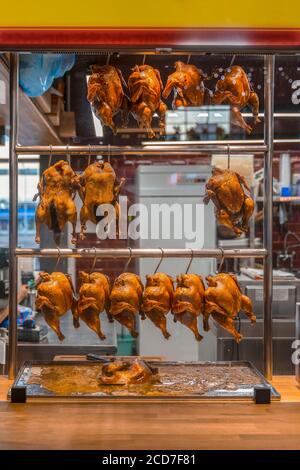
(123, 247, 133, 273)
(48, 144, 53, 167)
(88, 144, 91, 167)
(227, 144, 231, 170)
(90, 247, 98, 273)
(142, 54, 146, 65)
(54, 246, 61, 271)
(106, 53, 111, 66)
(187, 54, 191, 65)
(229, 54, 236, 68)
(185, 249, 194, 274)
(218, 247, 225, 273)
(108, 144, 111, 164)
(154, 248, 164, 274)
(66, 144, 71, 165)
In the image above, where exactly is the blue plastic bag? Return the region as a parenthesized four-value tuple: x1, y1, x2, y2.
(19, 53, 75, 97)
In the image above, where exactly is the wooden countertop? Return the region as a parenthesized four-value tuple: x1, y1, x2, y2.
(1, 375, 300, 450)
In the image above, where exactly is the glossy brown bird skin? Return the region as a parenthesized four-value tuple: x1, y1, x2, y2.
(33, 160, 80, 245)
(163, 61, 208, 107)
(78, 161, 125, 240)
(204, 273, 256, 343)
(142, 273, 174, 339)
(75, 271, 111, 340)
(128, 65, 167, 138)
(204, 167, 254, 236)
(212, 65, 260, 134)
(98, 359, 160, 385)
(109, 273, 144, 338)
(87, 65, 129, 134)
(35, 272, 77, 341)
(172, 274, 205, 341)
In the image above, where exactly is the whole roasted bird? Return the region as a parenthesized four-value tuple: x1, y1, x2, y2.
(87, 65, 129, 134)
(204, 273, 256, 342)
(98, 359, 160, 385)
(204, 167, 254, 236)
(75, 271, 111, 340)
(172, 274, 205, 341)
(35, 272, 77, 341)
(109, 273, 144, 338)
(78, 161, 125, 240)
(163, 61, 208, 107)
(34, 160, 80, 245)
(128, 64, 167, 138)
(212, 65, 260, 134)
(142, 273, 174, 339)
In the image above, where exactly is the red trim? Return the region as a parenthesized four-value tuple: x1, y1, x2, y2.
(0, 27, 300, 48)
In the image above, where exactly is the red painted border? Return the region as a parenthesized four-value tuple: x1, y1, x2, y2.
(0, 27, 300, 49)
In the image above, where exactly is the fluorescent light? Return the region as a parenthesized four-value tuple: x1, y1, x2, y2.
(167, 112, 179, 118)
(214, 112, 223, 118)
(197, 112, 209, 117)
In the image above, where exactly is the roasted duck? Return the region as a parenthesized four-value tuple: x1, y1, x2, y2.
(78, 161, 125, 240)
(33, 160, 80, 245)
(75, 271, 111, 340)
(204, 167, 254, 236)
(163, 61, 207, 107)
(98, 359, 160, 385)
(212, 65, 260, 134)
(35, 272, 77, 341)
(204, 273, 256, 342)
(142, 273, 174, 339)
(87, 65, 128, 134)
(128, 64, 167, 138)
(172, 274, 205, 341)
(109, 273, 143, 338)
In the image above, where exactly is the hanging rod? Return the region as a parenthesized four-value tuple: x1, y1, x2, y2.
(15, 248, 267, 259)
(15, 144, 268, 156)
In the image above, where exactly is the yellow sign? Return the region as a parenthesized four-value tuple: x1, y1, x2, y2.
(1, 0, 300, 28)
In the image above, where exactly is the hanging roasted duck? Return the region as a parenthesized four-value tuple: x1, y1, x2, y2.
(109, 273, 144, 338)
(212, 65, 260, 134)
(98, 359, 160, 385)
(203, 273, 256, 342)
(163, 61, 208, 107)
(172, 274, 205, 341)
(142, 273, 174, 339)
(78, 161, 125, 240)
(87, 65, 129, 134)
(35, 272, 77, 341)
(75, 271, 111, 340)
(128, 64, 167, 138)
(33, 160, 80, 245)
(204, 167, 254, 236)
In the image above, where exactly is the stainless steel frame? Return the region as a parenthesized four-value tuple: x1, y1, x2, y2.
(7, 52, 275, 380)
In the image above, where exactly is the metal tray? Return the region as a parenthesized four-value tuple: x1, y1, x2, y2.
(8, 359, 280, 402)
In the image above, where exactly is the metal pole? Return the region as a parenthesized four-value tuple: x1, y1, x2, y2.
(264, 55, 275, 380)
(8, 53, 19, 379)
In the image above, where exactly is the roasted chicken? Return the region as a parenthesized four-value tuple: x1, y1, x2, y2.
(172, 274, 205, 341)
(212, 65, 260, 134)
(142, 273, 174, 339)
(75, 271, 111, 340)
(204, 167, 254, 236)
(87, 65, 129, 134)
(35, 272, 77, 341)
(204, 273, 256, 342)
(128, 65, 167, 138)
(163, 61, 207, 107)
(33, 160, 80, 245)
(109, 273, 143, 338)
(78, 161, 125, 240)
(98, 359, 160, 385)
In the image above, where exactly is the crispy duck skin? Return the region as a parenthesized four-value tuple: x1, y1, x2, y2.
(78, 161, 125, 240)
(75, 271, 111, 340)
(172, 274, 205, 341)
(98, 359, 160, 385)
(204, 167, 254, 236)
(142, 273, 174, 339)
(163, 61, 208, 107)
(33, 160, 80, 245)
(87, 65, 129, 134)
(128, 65, 167, 138)
(212, 65, 260, 134)
(204, 273, 256, 343)
(109, 273, 144, 338)
(35, 272, 77, 341)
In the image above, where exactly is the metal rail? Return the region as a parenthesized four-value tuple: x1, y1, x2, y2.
(15, 248, 267, 259)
